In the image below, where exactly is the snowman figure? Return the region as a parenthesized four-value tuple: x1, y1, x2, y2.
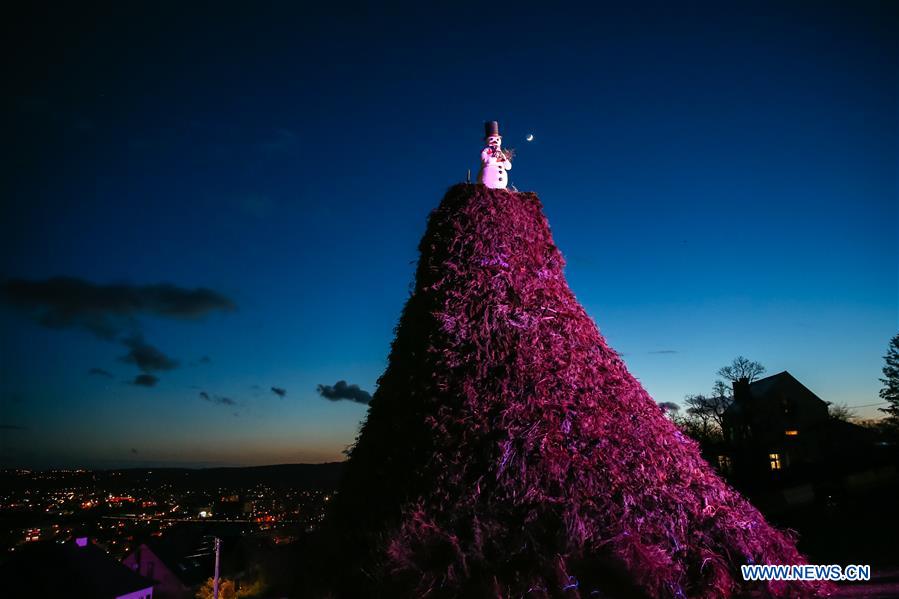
(478, 121, 512, 189)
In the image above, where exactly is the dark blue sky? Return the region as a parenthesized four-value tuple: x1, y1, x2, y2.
(2, 2, 896, 468)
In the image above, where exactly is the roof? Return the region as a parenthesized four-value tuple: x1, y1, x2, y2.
(724, 370, 828, 419)
(0, 539, 154, 599)
(141, 528, 216, 587)
(744, 371, 787, 398)
(749, 370, 822, 398)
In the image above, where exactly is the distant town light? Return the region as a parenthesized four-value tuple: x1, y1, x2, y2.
(785, 430, 799, 436)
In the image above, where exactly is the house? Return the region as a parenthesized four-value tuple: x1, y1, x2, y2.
(0, 537, 154, 599)
(720, 371, 882, 496)
(122, 532, 216, 599)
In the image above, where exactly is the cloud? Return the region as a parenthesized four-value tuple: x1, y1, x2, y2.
(199, 391, 236, 406)
(130, 448, 139, 455)
(648, 350, 679, 355)
(0, 276, 236, 340)
(316, 380, 372, 405)
(0, 424, 28, 431)
(658, 401, 681, 413)
(120, 335, 178, 372)
(0, 278, 234, 390)
(132, 374, 159, 387)
(271, 386, 287, 398)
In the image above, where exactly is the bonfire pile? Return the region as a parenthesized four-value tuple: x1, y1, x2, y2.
(330, 184, 831, 598)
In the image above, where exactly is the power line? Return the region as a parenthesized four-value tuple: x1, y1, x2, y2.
(850, 401, 889, 409)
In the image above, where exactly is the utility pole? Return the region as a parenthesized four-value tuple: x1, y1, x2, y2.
(213, 537, 222, 599)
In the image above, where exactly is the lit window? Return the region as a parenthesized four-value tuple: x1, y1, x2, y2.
(785, 430, 799, 436)
(769, 453, 782, 470)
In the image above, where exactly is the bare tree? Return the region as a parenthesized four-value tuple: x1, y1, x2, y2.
(827, 402, 857, 422)
(684, 393, 730, 431)
(712, 379, 732, 400)
(672, 397, 723, 445)
(716, 356, 767, 383)
(675, 357, 766, 447)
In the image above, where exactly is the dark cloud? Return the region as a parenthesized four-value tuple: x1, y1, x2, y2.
(648, 350, 679, 354)
(316, 380, 372, 405)
(2, 277, 230, 391)
(130, 448, 139, 455)
(198, 356, 211, 364)
(0, 424, 28, 431)
(132, 374, 159, 387)
(658, 402, 681, 413)
(1, 276, 235, 340)
(271, 386, 287, 398)
(120, 335, 178, 372)
(199, 391, 236, 406)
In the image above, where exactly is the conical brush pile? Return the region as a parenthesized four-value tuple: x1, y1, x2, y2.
(331, 184, 831, 599)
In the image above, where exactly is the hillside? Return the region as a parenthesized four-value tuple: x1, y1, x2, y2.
(0, 463, 345, 493)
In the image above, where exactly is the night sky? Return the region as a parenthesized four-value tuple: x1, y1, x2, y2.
(2, 2, 896, 468)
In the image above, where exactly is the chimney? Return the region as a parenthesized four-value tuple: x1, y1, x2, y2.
(732, 377, 750, 402)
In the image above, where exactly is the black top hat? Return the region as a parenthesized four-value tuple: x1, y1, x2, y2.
(484, 121, 501, 138)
